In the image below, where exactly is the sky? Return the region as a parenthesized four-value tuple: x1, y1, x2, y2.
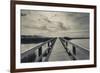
(21, 10, 89, 37)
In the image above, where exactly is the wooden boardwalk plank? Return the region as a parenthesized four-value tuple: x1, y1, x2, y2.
(49, 38, 71, 61)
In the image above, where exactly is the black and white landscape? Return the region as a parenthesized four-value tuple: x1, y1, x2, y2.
(20, 10, 89, 63)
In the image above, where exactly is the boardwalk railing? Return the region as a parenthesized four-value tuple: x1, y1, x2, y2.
(21, 38, 57, 63)
(59, 37, 89, 60)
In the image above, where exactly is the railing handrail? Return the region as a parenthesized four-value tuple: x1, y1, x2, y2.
(59, 38, 79, 60)
(59, 37, 89, 60)
(60, 38, 89, 52)
(21, 38, 56, 59)
(35, 39, 56, 62)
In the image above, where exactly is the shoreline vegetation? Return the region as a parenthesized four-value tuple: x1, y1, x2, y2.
(21, 35, 54, 44)
(21, 35, 89, 44)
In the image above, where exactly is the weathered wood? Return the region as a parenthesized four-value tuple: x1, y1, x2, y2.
(21, 38, 56, 62)
(44, 39, 57, 61)
(65, 42, 68, 52)
(48, 42, 50, 47)
(59, 38, 78, 60)
(38, 47, 42, 56)
(60, 37, 90, 60)
(73, 46, 76, 55)
(38, 46, 42, 61)
(35, 39, 57, 62)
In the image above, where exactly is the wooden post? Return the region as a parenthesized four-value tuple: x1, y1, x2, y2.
(66, 42, 68, 46)
(38, 46, 42, 61)
(73, 46, 76, 55)
(48, 41, 52, 52)
(65, 42, 68, 52)
(48, 42, 50, 47)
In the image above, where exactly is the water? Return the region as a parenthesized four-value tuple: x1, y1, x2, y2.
(21, 38, 89, 54)
(21, 42, 49, 54)
(70, 39, 89, 49)
(21, 43, 42, 53)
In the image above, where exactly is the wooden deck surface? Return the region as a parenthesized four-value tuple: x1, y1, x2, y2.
(49, 38, 71, 61)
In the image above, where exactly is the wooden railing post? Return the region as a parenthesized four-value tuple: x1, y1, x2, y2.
(38, 46, 42, 61)
(73, 46, 76, 55)
(47, 42, 50, 55)
(48, 42, 50, 47)
(65, 42, 68, 52)
(48, 40, 53, 53)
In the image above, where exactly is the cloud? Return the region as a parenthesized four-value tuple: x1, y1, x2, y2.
(21, 10, 89, 37)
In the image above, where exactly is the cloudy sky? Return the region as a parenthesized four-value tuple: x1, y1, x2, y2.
(21, 10, 89, 37)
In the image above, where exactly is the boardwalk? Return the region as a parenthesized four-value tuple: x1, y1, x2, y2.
(49, 38, 71, 61)
(21, 37, 89, 63)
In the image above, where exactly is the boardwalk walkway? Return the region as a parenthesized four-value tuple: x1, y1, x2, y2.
(48, 38, 71, 61)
